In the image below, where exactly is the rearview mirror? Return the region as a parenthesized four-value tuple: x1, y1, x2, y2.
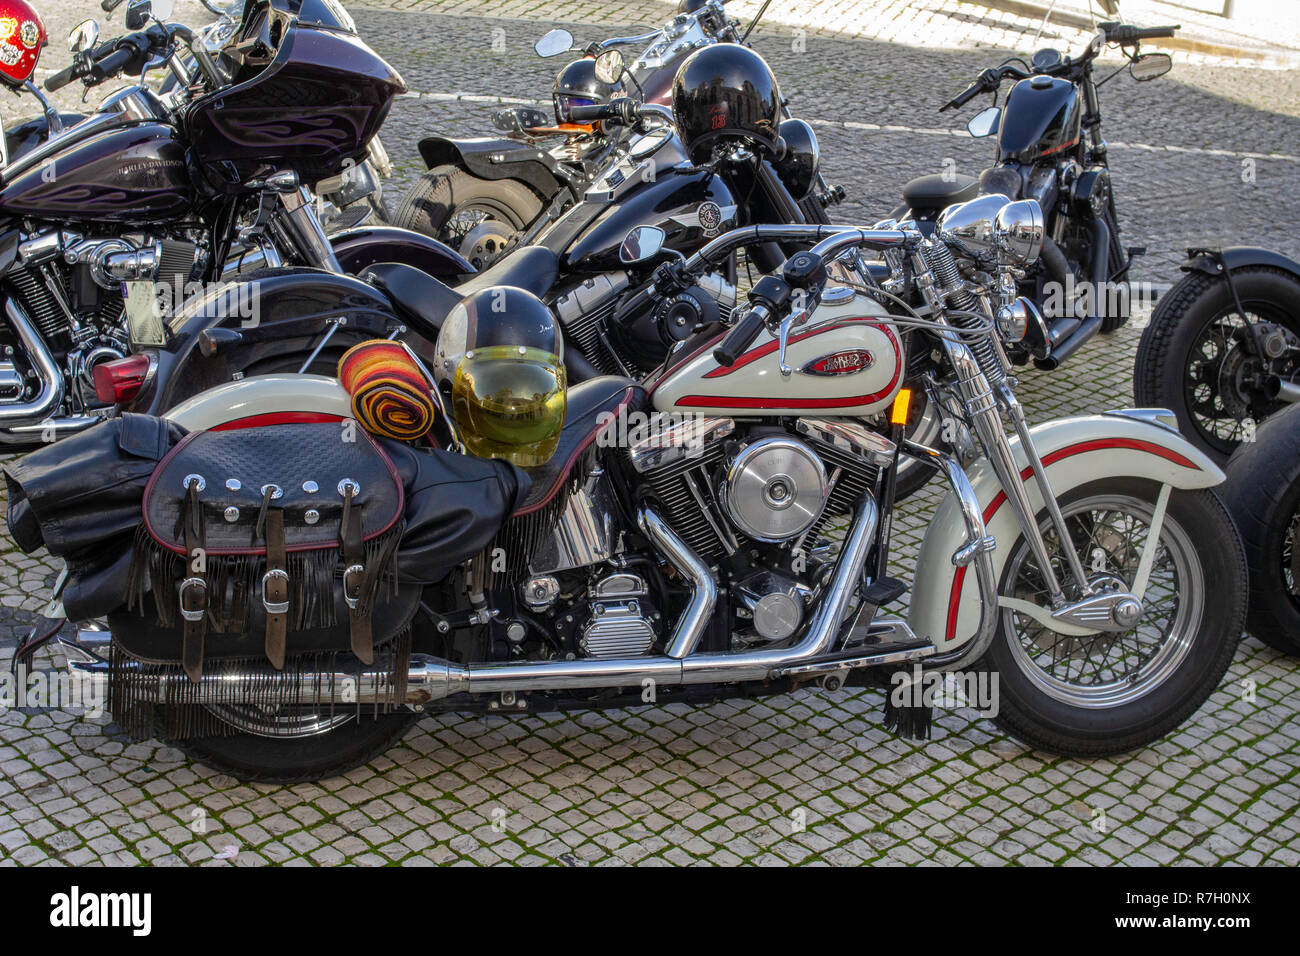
(535, 29, 573, 58)
(124, 0, 166, 29)
(620, 226, 666, 265)
(967, 106, 1001, 138)
(594, 49, 624, 85)
(68, 19, 100, 55)
(1130, 52, 1172, 82)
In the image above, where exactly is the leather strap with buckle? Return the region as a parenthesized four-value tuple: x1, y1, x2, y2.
(263, 507, 289, 670)
(340, 486, 373, 665)
(180, 480, 207, 684)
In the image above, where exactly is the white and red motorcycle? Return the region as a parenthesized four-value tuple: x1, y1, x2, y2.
(46, 198, 1245, 782)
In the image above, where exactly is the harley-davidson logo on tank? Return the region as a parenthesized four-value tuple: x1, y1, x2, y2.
(652, 295, 904, 417)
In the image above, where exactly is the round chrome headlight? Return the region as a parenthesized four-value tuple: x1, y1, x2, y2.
(993, 199, 1044, 265)
(935, 194, 1009, 262)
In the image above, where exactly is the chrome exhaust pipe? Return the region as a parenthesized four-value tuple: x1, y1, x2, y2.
(1266, 375, 1300, 404)
(63, 499, 881, 707)
(0, 414, 101, 444)
(0, 299, 65, 427)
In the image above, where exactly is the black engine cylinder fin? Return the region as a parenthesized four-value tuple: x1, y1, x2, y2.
(801, 441, 878, 544)
(641, 442, 732, 561)
(559, 296, 624, 376)
(7, 266, 69, 341)
(923, 241, 1005, 388)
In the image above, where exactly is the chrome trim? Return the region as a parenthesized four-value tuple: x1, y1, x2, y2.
(0, 299, 66, 427)
(628, 415, 734, 473)
(636, 504, 716, 659)
(796, 417, 897, 468)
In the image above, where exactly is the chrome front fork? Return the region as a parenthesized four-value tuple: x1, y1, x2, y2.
(941, 339, 1092, 605)
(272, 187, 344, 273)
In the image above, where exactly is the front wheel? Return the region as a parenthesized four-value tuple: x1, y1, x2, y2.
(1134, 266, 1300, 463)
(981, 477, 1245, 756)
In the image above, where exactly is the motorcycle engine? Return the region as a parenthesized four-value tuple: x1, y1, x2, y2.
(553, 271, 736, 376)
(631, 417, 887, 647)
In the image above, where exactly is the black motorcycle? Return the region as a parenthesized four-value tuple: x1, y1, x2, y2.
(0, 0, 467, 447)
(391, 0, 842, 265)
(895, 20, 1180, 369)
(107, 42, 838, 416)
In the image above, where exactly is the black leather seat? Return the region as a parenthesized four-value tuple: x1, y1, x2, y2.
(514, 376, 646, 516)
(901, 172, 980, 214)
(361, 246, 561, 340)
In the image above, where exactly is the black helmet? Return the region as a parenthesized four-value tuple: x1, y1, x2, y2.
(671, 43, 782, 164)
(553, 57, 619, 126)
(434, 286, 567, 467)
(773, 118, 821, 201)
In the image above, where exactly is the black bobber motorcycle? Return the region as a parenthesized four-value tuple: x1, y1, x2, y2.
(894, 20, 1181, 369)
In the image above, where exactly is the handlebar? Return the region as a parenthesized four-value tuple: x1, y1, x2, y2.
(43, 27, 163, 91)
(565, 97, 642, 126)
(1100, 21, 1179, 44)
(941, 22, 1180, 109)
(713, 303, 770, 367)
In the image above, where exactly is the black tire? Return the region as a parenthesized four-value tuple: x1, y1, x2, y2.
(981, 477, 1245, 757)
(1098, 207, 1129, 333)
(389, 166, 544, 270)
(1220, 402, 1300, 654)
(175, 712, 421, 784)
(1134, 266, 1300, 464)
(800, 193, 831, 225)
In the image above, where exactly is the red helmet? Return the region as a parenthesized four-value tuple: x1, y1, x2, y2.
(0, 0, 45, 88)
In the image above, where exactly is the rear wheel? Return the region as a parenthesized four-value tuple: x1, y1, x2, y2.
(1134, 266, 1300, 463)
(982, 477, 1245, 756)
(174, 708, 421, 784)
(1219, 402, 1300, 654)
(389, 166, 544, 270)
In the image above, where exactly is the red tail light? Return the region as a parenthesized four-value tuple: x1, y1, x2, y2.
(93, 354, 152, 405)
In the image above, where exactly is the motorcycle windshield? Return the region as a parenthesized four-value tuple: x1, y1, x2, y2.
(186, 2, 404, 191)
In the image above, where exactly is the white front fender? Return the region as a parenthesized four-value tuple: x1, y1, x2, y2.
(164, 374, 352, 431)
(907, 410, 1224, 653)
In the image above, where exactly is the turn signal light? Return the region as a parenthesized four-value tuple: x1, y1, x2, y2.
(93, 354, 152, 405)
(890, 387, 913, 427)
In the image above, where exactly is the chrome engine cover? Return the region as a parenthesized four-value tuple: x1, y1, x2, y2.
(720, 436, 829, 542)
(579, 573, 658, 659)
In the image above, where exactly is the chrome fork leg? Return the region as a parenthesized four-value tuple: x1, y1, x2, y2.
(275, 187, 343, 272)
(944, 341, 1073, 606)
(998, 385, 1093, 594)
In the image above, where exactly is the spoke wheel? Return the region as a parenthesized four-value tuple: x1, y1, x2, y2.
(1001, 493, 1201, 709)
(980, 477, 1244, 757)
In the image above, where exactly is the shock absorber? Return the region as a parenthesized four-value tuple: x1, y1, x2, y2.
(921, 240, 1006, 389)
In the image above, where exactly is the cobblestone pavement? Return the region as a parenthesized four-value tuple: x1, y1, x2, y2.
(0, 4, 1298, 866)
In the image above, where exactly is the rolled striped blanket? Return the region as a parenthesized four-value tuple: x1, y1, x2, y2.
(337, 340, 437, 441)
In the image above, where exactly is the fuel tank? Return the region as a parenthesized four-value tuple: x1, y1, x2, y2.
(541, 163, 736, 275)
(651, 287, 904, 417)
(0, 121, 193, 222)
(998, 75, 1083, 164)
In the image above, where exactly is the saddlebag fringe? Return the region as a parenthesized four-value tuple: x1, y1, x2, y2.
(108, 627, 412, 740)
(125, 523, 402, 634)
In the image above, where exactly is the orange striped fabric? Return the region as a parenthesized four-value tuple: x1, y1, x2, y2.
(337, 340, 437, 441)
